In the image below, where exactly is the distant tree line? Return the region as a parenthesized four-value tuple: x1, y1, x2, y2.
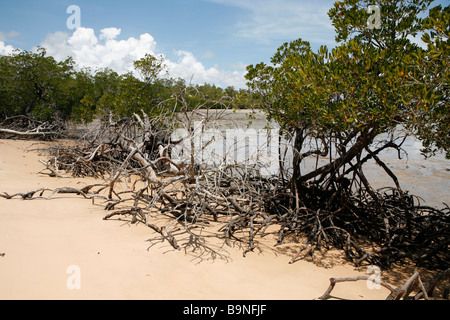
(0, 49, 256, 124)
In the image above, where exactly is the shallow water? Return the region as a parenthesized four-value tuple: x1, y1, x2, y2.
(170, 111, 449, 208)
(364, 135, 449, 208)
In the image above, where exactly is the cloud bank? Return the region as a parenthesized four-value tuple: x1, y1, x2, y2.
(37, 27, 246, 88)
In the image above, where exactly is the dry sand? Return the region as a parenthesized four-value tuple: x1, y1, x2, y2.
(0, 139, 424, 300)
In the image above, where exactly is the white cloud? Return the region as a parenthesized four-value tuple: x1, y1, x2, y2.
(99, 27, 121, 41)
(0, 27, 246, 88)
(0, 41, 15, 55)
(40, 31, 72, 58)
(67, 27, 98, 48)
(166, 50, 246, 88)
(40, 27, 158, 75)
(0, 31, 20, 55)
(38, 27, 246, 88)
(167, 50, 219, 82)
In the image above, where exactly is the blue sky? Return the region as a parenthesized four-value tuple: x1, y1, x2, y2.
(0, 0, 445, 88)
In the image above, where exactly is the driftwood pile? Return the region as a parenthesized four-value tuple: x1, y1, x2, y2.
(0, 115, 65, 139)
(1, 108, 449, 298)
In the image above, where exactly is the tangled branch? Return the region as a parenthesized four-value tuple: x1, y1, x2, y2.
(2, 99, 448, 274)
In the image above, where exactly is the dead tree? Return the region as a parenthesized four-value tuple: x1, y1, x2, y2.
(2, 89, 449, 274)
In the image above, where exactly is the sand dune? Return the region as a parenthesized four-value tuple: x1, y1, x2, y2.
(0, 139, 418, 300)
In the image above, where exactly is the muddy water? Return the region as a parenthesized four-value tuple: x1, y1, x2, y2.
(363, 134, 449, 208)
(171, 110, 449, 208)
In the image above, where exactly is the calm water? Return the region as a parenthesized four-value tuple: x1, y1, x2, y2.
(364, 133, 449, 208)
(170, 110, 449, 208)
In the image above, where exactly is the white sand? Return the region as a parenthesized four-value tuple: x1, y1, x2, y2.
(0, 139, 402, 300)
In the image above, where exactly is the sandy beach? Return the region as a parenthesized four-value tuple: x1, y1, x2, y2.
(0, 138, 439, 300)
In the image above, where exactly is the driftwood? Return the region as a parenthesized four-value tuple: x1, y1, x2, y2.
(0, 128, 60, 137)
(38, 159, 69, 178)
(1, 93, 449, 274)
(318, 275, 395, 300)
(0, 185, 108, 201)
(319, 268, 450, 300)
(0, 115, 64, 140)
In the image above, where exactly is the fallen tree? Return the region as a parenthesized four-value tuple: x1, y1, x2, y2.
(1, 103, 448, 273)
(1, 89, 449, 296)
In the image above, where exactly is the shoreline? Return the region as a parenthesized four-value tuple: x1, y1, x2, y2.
(0, 138, 444, 300)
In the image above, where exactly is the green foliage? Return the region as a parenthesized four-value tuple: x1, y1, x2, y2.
(408, 4, 449, 158)
(247, 40, 326, 131)
(0, 48, 75, 121)
(133, 53, 167, 84)
(0, 49, 255, 123)
(68, 68, 121, 123)
(329, 0, 433, 49)
(247, 0, 448, 159)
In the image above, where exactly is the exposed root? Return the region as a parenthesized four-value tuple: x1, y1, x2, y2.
(2, 108, 448, 278)
(318, 268, 450, 300)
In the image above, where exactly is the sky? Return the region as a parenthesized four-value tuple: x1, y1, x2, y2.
(0, 0, 444, 89)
